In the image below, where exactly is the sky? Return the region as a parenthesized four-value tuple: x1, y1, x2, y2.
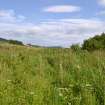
(0, 0, 105, 47)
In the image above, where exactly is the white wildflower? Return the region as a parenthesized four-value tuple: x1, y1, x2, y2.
(30, 92, 34, 95)
(59, 92, 63, 97)
(7, 80, 11, 82)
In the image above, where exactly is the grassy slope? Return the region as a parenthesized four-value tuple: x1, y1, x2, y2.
(0, 43, 105, 105)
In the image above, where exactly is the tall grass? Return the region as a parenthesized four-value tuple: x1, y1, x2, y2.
(0, 44, 105, 105)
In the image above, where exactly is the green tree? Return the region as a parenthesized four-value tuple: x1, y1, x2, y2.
(8, 40, 23, 45)
(71, 44, 81, 51)
(82, 33, 105, 51)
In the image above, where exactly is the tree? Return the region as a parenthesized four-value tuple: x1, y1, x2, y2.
(8, 40, 23, 45)
(71, 44, 81, 51)
(82, 33, 105, 51)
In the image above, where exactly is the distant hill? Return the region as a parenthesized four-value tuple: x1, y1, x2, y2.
(26, 44, 62, 48)
(0, 37, 24, 45)
(0, 38, 7, 42)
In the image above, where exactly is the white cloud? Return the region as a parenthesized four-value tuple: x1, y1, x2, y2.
(43, 5, 81, 13)
(0, 9, 105, 47)
(98, 0, 105, 6)
(0, 10, 16, 17)
(0, 10, 26, 23)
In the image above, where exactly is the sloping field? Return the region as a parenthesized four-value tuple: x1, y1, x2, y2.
(0, 44, 105, 105)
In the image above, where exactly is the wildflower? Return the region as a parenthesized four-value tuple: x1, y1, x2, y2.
(59, 92, 63, 97)
(68, 102, 71, 105)
(85, 84, 91, 87)
(30, 92, 34, 95)
(7, 80, 11, 82)
(77, 65, 81, 69)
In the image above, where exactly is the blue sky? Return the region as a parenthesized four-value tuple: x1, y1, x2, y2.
(0, 0, 105, 47)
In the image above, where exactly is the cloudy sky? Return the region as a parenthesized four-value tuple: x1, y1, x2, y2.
(0, 0, 105, 47)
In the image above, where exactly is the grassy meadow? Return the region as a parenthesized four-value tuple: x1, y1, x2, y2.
(0, 43, 105, 105)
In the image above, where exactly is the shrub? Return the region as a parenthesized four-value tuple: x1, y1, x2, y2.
(71, 44, 81, 52)
(82, 33, 105, 51)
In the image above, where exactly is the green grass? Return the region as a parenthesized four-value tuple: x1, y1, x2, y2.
(0, 43, 105, 105)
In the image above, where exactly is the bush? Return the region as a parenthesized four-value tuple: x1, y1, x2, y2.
(82, 33, 105, 51)
(71, 44, 81, 51)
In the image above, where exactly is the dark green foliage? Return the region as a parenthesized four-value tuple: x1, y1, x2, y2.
(8, 40, 23, 45)
(0, 37, 24, 45)
(72, 83, 81, 97)
(71, 44, 81, 51)
(82, 33, 105, 51)
(47, 57, 55, 67)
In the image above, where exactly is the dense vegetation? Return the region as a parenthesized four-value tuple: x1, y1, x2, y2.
(8, 40, 23, 45)
(0, 38, 23, 45)
(82, 33, 105, 51)
(0, 43, 105, 105)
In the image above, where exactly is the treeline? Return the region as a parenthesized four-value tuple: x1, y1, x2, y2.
(8, 40, 23, 45)
(0, 32, 105, 50)
(0, 38, 23, 45)
(71, 33, 105, 51)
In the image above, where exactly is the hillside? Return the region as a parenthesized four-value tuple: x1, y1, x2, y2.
(0, 37, 23, 45)
(0, 43, 105, 105)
